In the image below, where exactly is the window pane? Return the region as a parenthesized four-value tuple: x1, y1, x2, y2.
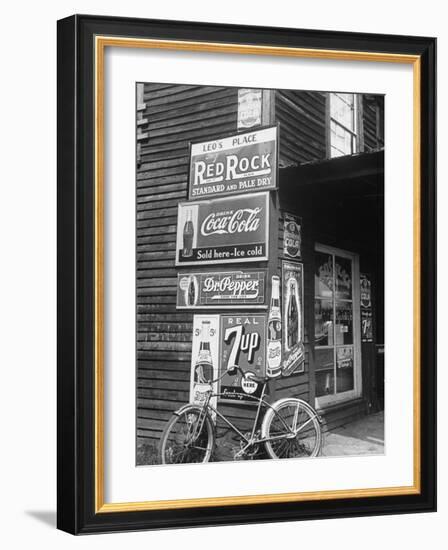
(335, 256, 352, 299)
(335, 302, 353, 345)
(315, 299, 333, 346)
(315, 252, 333, 298)
(315, 348, 334, 397)
(330, 93, 356, 158)
(330, 93, 355, 130)
(336, 346, 354, 393)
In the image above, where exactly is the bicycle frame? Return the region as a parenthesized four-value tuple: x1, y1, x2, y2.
(187, 383, 317, 457)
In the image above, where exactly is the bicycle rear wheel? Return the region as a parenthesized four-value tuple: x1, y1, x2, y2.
(158, 405, 215, 464)
(262, 398, 322, 459)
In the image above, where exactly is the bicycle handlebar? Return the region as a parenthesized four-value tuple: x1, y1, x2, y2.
(221, 365, 268, 385)
(197, 365, 269, 386)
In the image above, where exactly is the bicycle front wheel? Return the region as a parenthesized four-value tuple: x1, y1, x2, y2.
(262, 398, 322, 460)
(158, 405, 215, 465)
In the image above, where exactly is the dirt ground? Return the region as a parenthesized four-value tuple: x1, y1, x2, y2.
(137, 411, 385, 465)
(322, 411, 384, 457)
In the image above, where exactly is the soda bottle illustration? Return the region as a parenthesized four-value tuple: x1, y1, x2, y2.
(182, 209, 194, 258)
(194, 320, 214, 384)
(185, 275, 197, 307)
(267, 276, 282, 378)
(286, 279, 299, 351)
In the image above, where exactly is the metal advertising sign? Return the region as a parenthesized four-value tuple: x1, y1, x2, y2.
(360, 273, 373, 343)
(190, 315, 220, 415)
(237, 89, 262, 129)
(175, 192, 269, 266)
(219, 314, 267, 403)
(176, 270, 266, 309)
(283, 212, 302, 259)
(360, 273, 372, 309)
(281, 261, 305, 376)
(188, 126, 277, 200)
(361, 309, 373, 342)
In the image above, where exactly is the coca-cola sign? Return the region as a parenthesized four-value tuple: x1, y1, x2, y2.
(281, 261, 305, 376)
(175, 192, 269, 266)
(219, 314, 267, 403)
(176, 270, 266, 309)
(188, 126, 277, 200)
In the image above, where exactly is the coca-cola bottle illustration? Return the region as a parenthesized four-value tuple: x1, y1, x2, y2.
(182, 209, 194, 258)
(194, 320, 214, 385)
(267, 276, 282, 378)
(286, 279, 299, 351)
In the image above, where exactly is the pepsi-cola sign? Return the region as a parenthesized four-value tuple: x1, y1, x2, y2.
(176, 270, 266, 309)
(175, 192, 269, 266)
(188, 126, 277, 200)
(283, 212, 302, 259)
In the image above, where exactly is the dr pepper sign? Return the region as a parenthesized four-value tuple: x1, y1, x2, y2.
(188, 126, 277, 200)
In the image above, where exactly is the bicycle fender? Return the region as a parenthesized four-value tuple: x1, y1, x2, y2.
(172, 403, 207, 417)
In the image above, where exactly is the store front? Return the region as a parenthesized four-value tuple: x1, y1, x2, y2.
(277, 150, 384, 429)
(135, 83, 384, 455)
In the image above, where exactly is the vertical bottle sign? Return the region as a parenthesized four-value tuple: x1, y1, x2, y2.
(282, 261, 305, 376)
(266, 276, 282, 378)
(190, 315, 220, 413)
(360, 273, 374, 343)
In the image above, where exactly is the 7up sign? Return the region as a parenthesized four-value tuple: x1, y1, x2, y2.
(219, 314, 267, 403)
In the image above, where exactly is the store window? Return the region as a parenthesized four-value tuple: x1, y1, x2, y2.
(314, 245, 361, 406)
(329, 93, 358, 158)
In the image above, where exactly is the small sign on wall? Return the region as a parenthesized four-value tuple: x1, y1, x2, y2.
(283, 212, 302, 260)
(237, 88, 262, 129)
(360, 273, 374, 343)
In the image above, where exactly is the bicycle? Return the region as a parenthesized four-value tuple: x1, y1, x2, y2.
(158, 365, 323, 464)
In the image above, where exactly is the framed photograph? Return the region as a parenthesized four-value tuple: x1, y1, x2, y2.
(57, 15, 436, 534)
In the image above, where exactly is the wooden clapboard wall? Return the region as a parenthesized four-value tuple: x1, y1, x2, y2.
(275, 90, 327, 167)
(137, 84, 239, 443)
(363, 95, 385, 152)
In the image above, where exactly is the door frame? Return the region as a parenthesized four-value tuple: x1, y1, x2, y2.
(314, 243, 362, 409)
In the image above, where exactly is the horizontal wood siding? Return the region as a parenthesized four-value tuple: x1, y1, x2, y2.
(137, 83, 239, 443)
(363, 95, 384, 152)
(275, 90, 327, 167)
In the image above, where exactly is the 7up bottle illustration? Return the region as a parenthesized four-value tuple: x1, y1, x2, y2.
(194, 320, 214, 384)
(267, 276, 282, 378)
